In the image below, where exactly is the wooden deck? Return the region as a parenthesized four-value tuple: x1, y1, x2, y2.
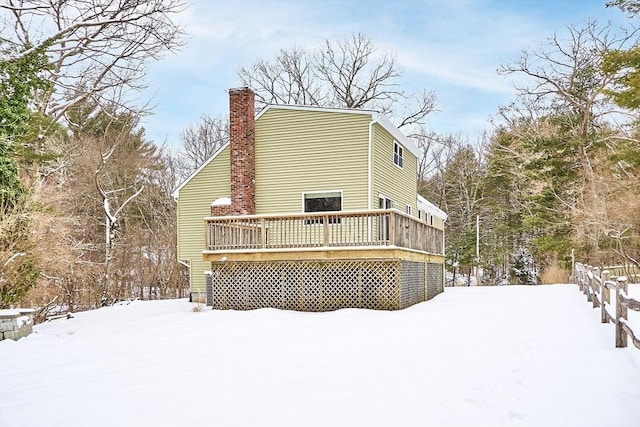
(202, 210, 446, 311)
(203, 209, 444, 261)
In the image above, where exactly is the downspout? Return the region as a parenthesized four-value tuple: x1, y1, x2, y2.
(367, 117, 378, 241)
(442, 216, 447, 256)
(442, 216, 447, 289)
(368, 116, 377, 211)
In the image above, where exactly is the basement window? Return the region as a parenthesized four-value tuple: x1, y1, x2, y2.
(304, 191, 342, 224)
(393, 141, 404, 168)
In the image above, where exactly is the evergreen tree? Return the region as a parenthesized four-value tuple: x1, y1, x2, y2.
(0, 44, 50, 307)
(511, 247, 540, 285)
(602, 46, 640, 110)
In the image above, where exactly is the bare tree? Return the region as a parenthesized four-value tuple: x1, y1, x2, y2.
(412, 129, 456, 195)
(94, 141, 143, 304)
(239, 45, 325, 107)
(179, 114, 229, 174)
(499, 20, 639, 255)
(0, 0, 186, 129)
(422, 135, 486, 284)
(238, 33, 437, 129)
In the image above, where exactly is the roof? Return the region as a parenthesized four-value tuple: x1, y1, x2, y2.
(173, 104, 421, 199)
(417, 194, 448, 220)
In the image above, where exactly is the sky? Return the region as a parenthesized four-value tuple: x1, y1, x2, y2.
(141, 0, 634, 148)
(1, 285, 639, 426)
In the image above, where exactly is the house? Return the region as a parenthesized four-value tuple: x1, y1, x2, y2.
(173, 87, 447, 311)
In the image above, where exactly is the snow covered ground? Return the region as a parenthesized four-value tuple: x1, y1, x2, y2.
(1, 284, 639, 427)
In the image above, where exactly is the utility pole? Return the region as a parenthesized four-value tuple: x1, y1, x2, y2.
(475, 214, 480, 282)
(475, 215, 480, 285)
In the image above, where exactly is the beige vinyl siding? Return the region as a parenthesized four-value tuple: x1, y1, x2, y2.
(371, 123, 418, 216)
(177, 147, 230, 293)
(419, 209, 445, 230)
(255, 108, 370, 214)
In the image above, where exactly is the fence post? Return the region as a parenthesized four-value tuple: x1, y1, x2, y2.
(592, 267, 600, 308)
(615, 276, 628, 348)
(601, 270, 610, 323)
(576, 263, 581, 290)
(585, 266, 592, 301)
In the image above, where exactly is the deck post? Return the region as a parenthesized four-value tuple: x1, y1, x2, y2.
(204, 220, 209, 251)
(389, 211, 396, 246)
(323, 215, 329, 246)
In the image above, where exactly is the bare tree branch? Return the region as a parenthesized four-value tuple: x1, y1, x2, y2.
(238, 32, 437, 130)
(1, 0, 186, 129)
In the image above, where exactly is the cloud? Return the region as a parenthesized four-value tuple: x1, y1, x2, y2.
(141, 0, 630, 147)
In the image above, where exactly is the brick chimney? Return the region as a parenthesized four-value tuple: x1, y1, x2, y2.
(218, 87, 256, 216)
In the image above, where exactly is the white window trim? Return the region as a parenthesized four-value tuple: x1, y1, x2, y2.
(393, 140, 404, 169)
(405, 204, 412, 215)
(378, 194, 392, 210)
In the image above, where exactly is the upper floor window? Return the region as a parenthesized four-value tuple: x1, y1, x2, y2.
(405, 204, 412, 215)
(393, 141, 404, 168)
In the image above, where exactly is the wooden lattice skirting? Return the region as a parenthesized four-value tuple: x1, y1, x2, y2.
(207, 259, 444, 311)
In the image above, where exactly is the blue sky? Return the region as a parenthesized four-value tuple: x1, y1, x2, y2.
(141, 0, 632, 148)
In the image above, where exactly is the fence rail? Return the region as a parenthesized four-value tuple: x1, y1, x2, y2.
(574, 262, 640, 349)
(204, 209, 444, 255)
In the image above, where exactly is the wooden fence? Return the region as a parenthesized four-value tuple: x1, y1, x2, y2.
(574, 262, 640, 349)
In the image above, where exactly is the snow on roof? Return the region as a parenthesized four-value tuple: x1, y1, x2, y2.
(417, 195, 447, 220)
(211, 197, 231, 207)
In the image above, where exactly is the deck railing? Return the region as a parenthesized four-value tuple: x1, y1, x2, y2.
(204, 209, 444, 255)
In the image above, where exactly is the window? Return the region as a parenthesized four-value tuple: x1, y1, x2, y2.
(378, 195, 392, 210)
(304, 191, 342, 224)
(378, 195, 392, 241)
(393, 141, 404, 168)
(405, 204, 412, 215)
